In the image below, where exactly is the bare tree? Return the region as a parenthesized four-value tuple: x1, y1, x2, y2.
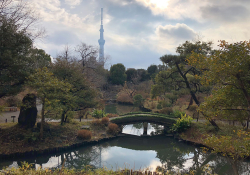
(0, 0, 45, 40)
(57, 45, 77, 62)
(75, 42, 98, 67)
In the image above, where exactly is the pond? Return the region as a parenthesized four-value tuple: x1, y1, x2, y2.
(0, 123, 250, 174)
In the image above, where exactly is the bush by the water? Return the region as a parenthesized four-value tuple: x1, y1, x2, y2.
(133, 94, 144, 107)
(159, 107, 173, 115)
(173, 110, 186, 118)
(159, 100, 172, 108)
(107, 123, 119, 135)
(91, 109, 106, 118)
(1, 161, 216, 174)
(157, 103, 162, 109)
(171, 114, 193, 133)
(77, 129, 92, 140)
(106, 113, 119, 118)
(101, 117, 110, 125)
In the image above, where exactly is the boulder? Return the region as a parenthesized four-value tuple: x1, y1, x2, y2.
(81, 125, 90, 130)
(18, 94, 37, 128)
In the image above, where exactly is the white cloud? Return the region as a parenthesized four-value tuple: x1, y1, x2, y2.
(64, 0, 82, 8)
(149, 23, 197, 54)
(135, 0, 207, 20)
(156, 23, 196, 40)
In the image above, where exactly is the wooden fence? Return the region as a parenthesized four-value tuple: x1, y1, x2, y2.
(121, 170, 161, 175)
(3, 107, 17, 112)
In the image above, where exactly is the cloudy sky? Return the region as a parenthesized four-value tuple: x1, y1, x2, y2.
(29, 0, 250, 69)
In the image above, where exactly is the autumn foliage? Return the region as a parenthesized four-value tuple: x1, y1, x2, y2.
(107, 123, 119, 135)
(106, 113, 119, 118)
(77, 129, 92, 140)
(101, 117, 110, 125)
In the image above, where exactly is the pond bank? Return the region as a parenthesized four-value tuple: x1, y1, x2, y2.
(0, 121, 117, 159)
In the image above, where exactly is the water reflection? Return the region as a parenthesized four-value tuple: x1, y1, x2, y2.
(1, 124, 250, 174)
(122, 123, 164, 136)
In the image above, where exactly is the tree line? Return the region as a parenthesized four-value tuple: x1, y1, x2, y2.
(152, 40, 250, 129)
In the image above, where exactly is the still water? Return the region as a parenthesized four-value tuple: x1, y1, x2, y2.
(0, 123, 250, 174)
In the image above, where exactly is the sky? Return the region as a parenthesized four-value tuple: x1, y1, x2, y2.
(28, 0, 250, 69)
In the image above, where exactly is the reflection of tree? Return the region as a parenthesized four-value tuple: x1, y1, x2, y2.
(156, 141, 250, 175)
(156, 144, 190, 171)
(53, 145, 108, 170)
(150, 123, 164, 135)
(132, 123, 143, 129)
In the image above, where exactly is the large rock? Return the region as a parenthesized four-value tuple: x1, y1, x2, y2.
(18, 93, 37, 128)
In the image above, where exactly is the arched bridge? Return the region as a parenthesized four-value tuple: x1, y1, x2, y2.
(110, 113, 176, 126)
(110, 113, 177, 134)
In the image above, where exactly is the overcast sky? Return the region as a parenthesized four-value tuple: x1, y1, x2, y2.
(29, 0, 250, 69)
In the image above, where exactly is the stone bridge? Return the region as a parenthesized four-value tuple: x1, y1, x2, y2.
(110, 114, 176, 135)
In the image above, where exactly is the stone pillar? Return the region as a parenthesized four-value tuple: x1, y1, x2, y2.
(18, 93, 37, 128)
(143, 122, 148, 136)
(164, 125, 168, 134)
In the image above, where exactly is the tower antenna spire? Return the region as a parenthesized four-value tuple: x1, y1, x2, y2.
(101, 8, 103, 25)
(98, 8, 105, 67)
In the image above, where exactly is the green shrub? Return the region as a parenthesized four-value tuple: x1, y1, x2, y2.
(91, 109, 106, 118)
(77, 129, 92, 140)
(173, 110, 186, 118)
(159, 107, 173, 115)
(156, 103, 162, 109)
(171, 114, 193, 133)
(24, 132, 39, 143)
(133, 94, 144, 107)
(159, 100, 172, 108)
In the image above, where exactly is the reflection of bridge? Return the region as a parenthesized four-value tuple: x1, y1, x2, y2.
(112, 134, 175, 150)
(110, 114, 176, 135)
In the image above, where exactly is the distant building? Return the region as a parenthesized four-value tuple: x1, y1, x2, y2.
(98, 8, 105, 67)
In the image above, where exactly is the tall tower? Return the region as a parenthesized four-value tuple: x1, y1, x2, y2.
(98, 8, 105, 66)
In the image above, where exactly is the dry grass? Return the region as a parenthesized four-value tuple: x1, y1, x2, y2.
(159, 107, 173, 115)
(0, 122, 85, 155)
(77, 129, 92, 140)
(91, 119, 102, 126)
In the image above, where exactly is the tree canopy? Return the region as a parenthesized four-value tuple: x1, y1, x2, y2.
(27, 67, 72, 138)
(51, 57, 98, 124)
(0, 1, 49, 98)
(187, 40, 250, 127)
(109, 63, 127, 85)
(152, 40, 218, 128)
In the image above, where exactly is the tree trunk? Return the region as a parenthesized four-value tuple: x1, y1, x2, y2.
(247, 116, 249, 129)
(61, 111, 66, 125)
(64, 115, 68, 123)
(175, 63, 220, 129)
(40, 98, 45, 139)
(187, 95, 193, 110)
